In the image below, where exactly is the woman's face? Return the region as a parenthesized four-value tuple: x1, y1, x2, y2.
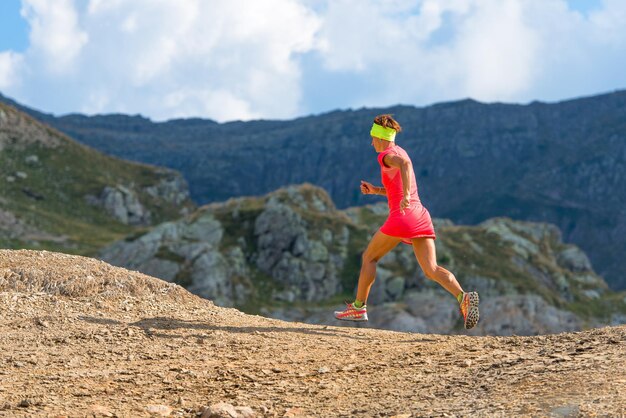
(371, 136, 392, 152)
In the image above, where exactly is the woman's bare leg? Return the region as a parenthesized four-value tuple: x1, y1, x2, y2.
(355, 231, 401, 304)
(411, 237, 463, 297)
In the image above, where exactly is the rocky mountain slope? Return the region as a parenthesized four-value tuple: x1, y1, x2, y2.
(0, 102, 195, 255)
(99, 184, 626, 336)
(2, 91, 624, 291)
(1, 250, 624, 417)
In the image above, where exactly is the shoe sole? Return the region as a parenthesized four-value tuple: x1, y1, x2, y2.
(334, 314, 369, 322)
(464, 292, 480, 329)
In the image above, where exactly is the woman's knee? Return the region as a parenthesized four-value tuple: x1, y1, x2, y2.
(362, 251, 380, 264)
(421, 264, 439, 280)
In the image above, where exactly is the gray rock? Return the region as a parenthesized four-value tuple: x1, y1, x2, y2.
(367, 267, 394, 304)
(201, 402, 238, 418)
(321, 229, 333, 244)
(463, 275, 518, 297)
(572, 273, 602, 285)
(481, 218, 538, 258)
(139, 258, 180, 282)
(101, 185, 151, 225)
(386, 276, 405, 300)
(181, 213, 223, 244)
(307, 240, 328, 262)
(200, 403, 256, 418)
(253, 201, 342, 301)
(188, 251, 232, 304)
(478, 294, 582, 336)
(558, 246, 592, 272)
(143, 173, 190, 206)
(24, 155, 39, 165)
(582, 289, 601, 299)
(255, 203, 303, 272)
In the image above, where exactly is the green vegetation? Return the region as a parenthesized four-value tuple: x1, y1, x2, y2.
(237, 269, 285, 314)
(0, 103, 192, 255)
(155, 245, 186, 264)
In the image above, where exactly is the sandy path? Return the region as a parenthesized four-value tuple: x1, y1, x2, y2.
(0, 250, 624, 417)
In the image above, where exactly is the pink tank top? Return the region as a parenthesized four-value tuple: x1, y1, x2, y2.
(377, 145, 422, 213)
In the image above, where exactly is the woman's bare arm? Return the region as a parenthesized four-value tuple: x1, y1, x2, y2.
(360, 180, 387, 196)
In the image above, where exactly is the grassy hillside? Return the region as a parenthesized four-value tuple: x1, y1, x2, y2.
(0, 102, 194, 255)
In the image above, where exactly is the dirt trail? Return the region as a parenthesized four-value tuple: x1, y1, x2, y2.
(0, 250, 625, 417)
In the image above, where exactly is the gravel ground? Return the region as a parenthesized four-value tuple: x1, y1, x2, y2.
(1, 250, 625, 417)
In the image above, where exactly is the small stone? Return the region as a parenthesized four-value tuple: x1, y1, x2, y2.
(201, 402, 238, 418)
(146, 404, 173, 416)
(283, 407, 307, 417)
(91, 404, 114, 417)
(18, 399, 33, 408)
(235, 406, 256, 418)
(341, 364, 356, 372)
(317, 367, 330, 374)
(25, 155, 39, 164)
(463, 360, 472, 367)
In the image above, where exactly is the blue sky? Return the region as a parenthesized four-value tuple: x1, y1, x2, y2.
(1, 0, 624, 122)
(0, 0, 28, 51)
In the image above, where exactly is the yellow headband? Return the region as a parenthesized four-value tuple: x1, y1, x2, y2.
(370, 123, 396, 141)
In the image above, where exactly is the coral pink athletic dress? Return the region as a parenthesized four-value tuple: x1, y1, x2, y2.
(378, 144, 436, 244)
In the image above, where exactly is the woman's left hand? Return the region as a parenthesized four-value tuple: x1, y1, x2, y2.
(400, 195, 410, 214)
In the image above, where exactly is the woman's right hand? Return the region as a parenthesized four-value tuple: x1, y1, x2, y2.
(360, 180, 375, 195)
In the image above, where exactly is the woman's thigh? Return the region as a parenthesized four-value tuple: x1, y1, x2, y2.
(411, 237, 438, 275)
(363, 231, 401, 262)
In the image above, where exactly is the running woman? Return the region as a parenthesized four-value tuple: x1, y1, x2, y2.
(334, 114, 480, 329)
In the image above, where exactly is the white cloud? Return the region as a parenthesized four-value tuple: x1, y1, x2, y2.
(3, 0, 321, 121)
(1, 0, 626, 120)
(0, 51, 24, 90)
(21, 0, 88, 74)
(455, 0, 540, 100)
(314, 0, 541, 106)
(313, 0, 626, 109)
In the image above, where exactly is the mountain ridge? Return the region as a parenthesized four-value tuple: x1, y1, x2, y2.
(2, 90, 625, 292)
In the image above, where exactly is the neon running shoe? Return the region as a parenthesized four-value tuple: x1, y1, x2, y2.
(334, 302, 368, 322)
(460, 291, 480, 329)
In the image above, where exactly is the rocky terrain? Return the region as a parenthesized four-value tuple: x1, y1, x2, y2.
(3, 90, 624, 290)
(0, 102, 195, 254)
(100, 184, 626, 336)
(1, 249, 624, 417)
